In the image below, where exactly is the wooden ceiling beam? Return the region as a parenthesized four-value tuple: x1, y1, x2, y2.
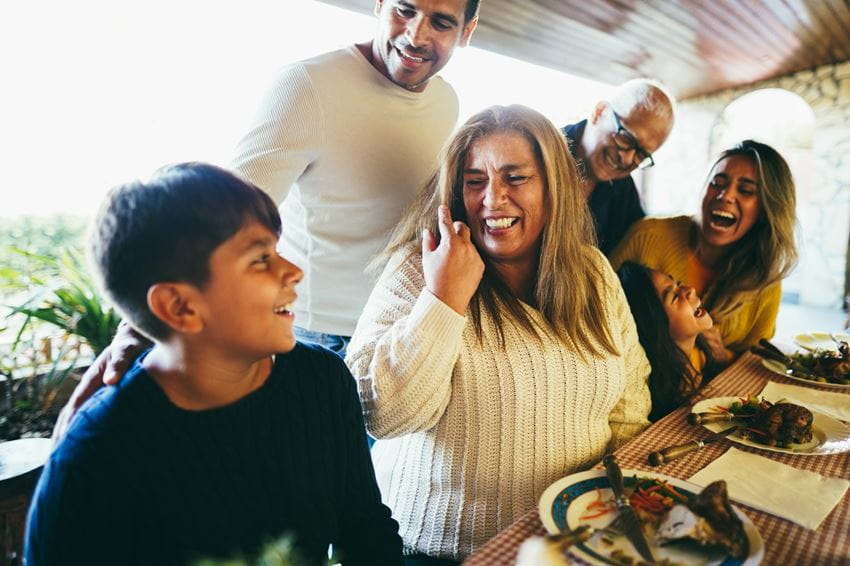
(808, 0, 850, 60)
(314, 0, 850, 99)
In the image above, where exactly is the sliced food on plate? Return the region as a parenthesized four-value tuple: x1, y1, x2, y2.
(751, 338, 850, 388)
(690, 396, 850, 456)
(720, 396, 813, 448)
(536, 469, 764, 565)
(657, 480, 748, 560)
(784, 344, 850, 386)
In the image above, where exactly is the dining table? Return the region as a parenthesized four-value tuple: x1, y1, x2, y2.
(462, 352, 850, 565)
(0, 437, 52, 566)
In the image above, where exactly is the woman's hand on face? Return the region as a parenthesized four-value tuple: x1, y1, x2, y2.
(421, 205, 485, 315)
(701, 326, 736, 366)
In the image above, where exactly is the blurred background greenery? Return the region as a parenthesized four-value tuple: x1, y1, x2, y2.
(1, 214, 121, 440)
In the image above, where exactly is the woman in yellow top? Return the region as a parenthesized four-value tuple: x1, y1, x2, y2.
(617, 261, 719, 421)
(610, 140, 798, 364)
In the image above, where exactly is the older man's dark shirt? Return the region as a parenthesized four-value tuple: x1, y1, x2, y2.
(562, 120, 646, 255)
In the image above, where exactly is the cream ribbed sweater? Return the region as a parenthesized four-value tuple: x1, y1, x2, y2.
(346, 245, 651, 560)
(232, 46, 458, 336)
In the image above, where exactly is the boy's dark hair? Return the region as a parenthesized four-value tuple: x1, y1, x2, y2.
(616, 261, 717, 422)
(89, 162, 281, 340)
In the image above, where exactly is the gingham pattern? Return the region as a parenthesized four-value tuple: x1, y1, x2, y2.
(463, 353, 850, 565)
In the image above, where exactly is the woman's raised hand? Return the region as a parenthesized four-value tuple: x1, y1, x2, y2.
(421, 205, 484, 315)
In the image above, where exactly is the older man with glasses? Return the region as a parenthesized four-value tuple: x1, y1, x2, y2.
(562, 78, 675, 255)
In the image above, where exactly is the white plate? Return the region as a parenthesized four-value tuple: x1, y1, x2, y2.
(538, 469, 764, 565)
(691, 397, 850, 455)
(760, 358, 850, 390)
(793, 332, 850, 352)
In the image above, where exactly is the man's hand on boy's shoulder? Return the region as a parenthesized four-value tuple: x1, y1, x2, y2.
(52, 322, 151, 443)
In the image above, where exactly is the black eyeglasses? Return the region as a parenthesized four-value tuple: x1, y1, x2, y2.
(610, 109, 655, 169)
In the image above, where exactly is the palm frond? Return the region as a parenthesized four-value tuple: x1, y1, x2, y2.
(5, 247, 121, 356)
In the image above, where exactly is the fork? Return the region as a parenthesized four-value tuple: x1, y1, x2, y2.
(545, 520, 624, 552)
(605, 512, 629, 537)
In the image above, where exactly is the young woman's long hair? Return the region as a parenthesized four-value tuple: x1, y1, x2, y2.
(695, 140, 798, 318)
(378, 104, 617, 355)
(617, 262, 715, 421)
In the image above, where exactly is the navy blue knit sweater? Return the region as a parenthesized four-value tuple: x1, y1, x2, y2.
(25, 343, 402, 565)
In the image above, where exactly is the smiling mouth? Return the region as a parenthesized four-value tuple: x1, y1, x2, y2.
(694, 306, 707, 318)
(485, 217, 520, 230)
(603, 151, 629, 173)
(273, 303, 295, 316)
(395, 45, 428, 64)
(709, 210, 737, 229)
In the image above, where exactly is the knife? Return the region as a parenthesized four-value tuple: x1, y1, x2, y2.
(687, 411, 753, 425)
(751, 340, 820, 379)
(603, 454, 656, 564)
(647, 426, 738, 467)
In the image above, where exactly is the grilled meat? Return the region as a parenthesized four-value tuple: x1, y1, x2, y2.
(657, 480, 748, 560)
(744, 401, 813, 447)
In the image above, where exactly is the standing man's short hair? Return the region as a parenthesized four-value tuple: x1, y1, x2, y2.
(463, 0, 481, 22)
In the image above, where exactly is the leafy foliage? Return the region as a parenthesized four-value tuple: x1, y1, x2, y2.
(8, 249, 121, 356)
(0, 214, 118, 439)
(0, 343, 81, 441)
(192, 534, 329, 566)
(0, 215, 87, 294)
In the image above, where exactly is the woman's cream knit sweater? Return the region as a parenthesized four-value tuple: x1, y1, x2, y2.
(346, 245, 651, 560)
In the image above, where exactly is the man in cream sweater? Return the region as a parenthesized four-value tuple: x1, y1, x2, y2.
(232, 0, 479, 355)
(51, 0, 480, 441)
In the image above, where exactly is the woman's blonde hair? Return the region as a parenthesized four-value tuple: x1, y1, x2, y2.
(696, 140, 798, 317)
(379, 104, 617, 355)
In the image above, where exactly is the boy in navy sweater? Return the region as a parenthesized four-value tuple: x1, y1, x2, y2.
(25, 163, 402, 565)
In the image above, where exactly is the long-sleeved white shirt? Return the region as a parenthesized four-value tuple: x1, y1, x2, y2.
(346, 245, 651, 559)
(233, 46, 458, 335)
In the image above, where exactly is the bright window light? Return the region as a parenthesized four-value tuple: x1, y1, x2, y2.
(1, 0, 611, 217)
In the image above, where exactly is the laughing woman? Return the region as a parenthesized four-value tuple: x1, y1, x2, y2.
(346, 105, 650, 564)
(610, 140, 798, 364)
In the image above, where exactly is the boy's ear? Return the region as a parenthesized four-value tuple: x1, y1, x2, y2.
(147, 283, 204, 334)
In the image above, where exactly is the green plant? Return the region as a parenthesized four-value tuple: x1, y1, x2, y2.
(192, 534, 327, 566)
(7, 248, 121, 356)
(0, 342, 81, 441)
(0, 214, 87, 294)
(1, 239, 121, 440)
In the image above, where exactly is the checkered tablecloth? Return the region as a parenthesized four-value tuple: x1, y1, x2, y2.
(463, 353, 850, 565)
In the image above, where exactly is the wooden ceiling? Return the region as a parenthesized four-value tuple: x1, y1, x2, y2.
(319, 0, 850, 99)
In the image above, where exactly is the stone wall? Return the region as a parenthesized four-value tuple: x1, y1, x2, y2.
(640, 60, 850, 308)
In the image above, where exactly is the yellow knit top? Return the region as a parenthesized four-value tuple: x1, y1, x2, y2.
(610, 216, 781, 353)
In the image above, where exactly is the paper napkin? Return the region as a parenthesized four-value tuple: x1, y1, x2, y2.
(688, 447, 849, 529)
(761, 381, 850, 422)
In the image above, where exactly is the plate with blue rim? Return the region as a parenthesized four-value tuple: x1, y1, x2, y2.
(538, 468, 764, 565)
